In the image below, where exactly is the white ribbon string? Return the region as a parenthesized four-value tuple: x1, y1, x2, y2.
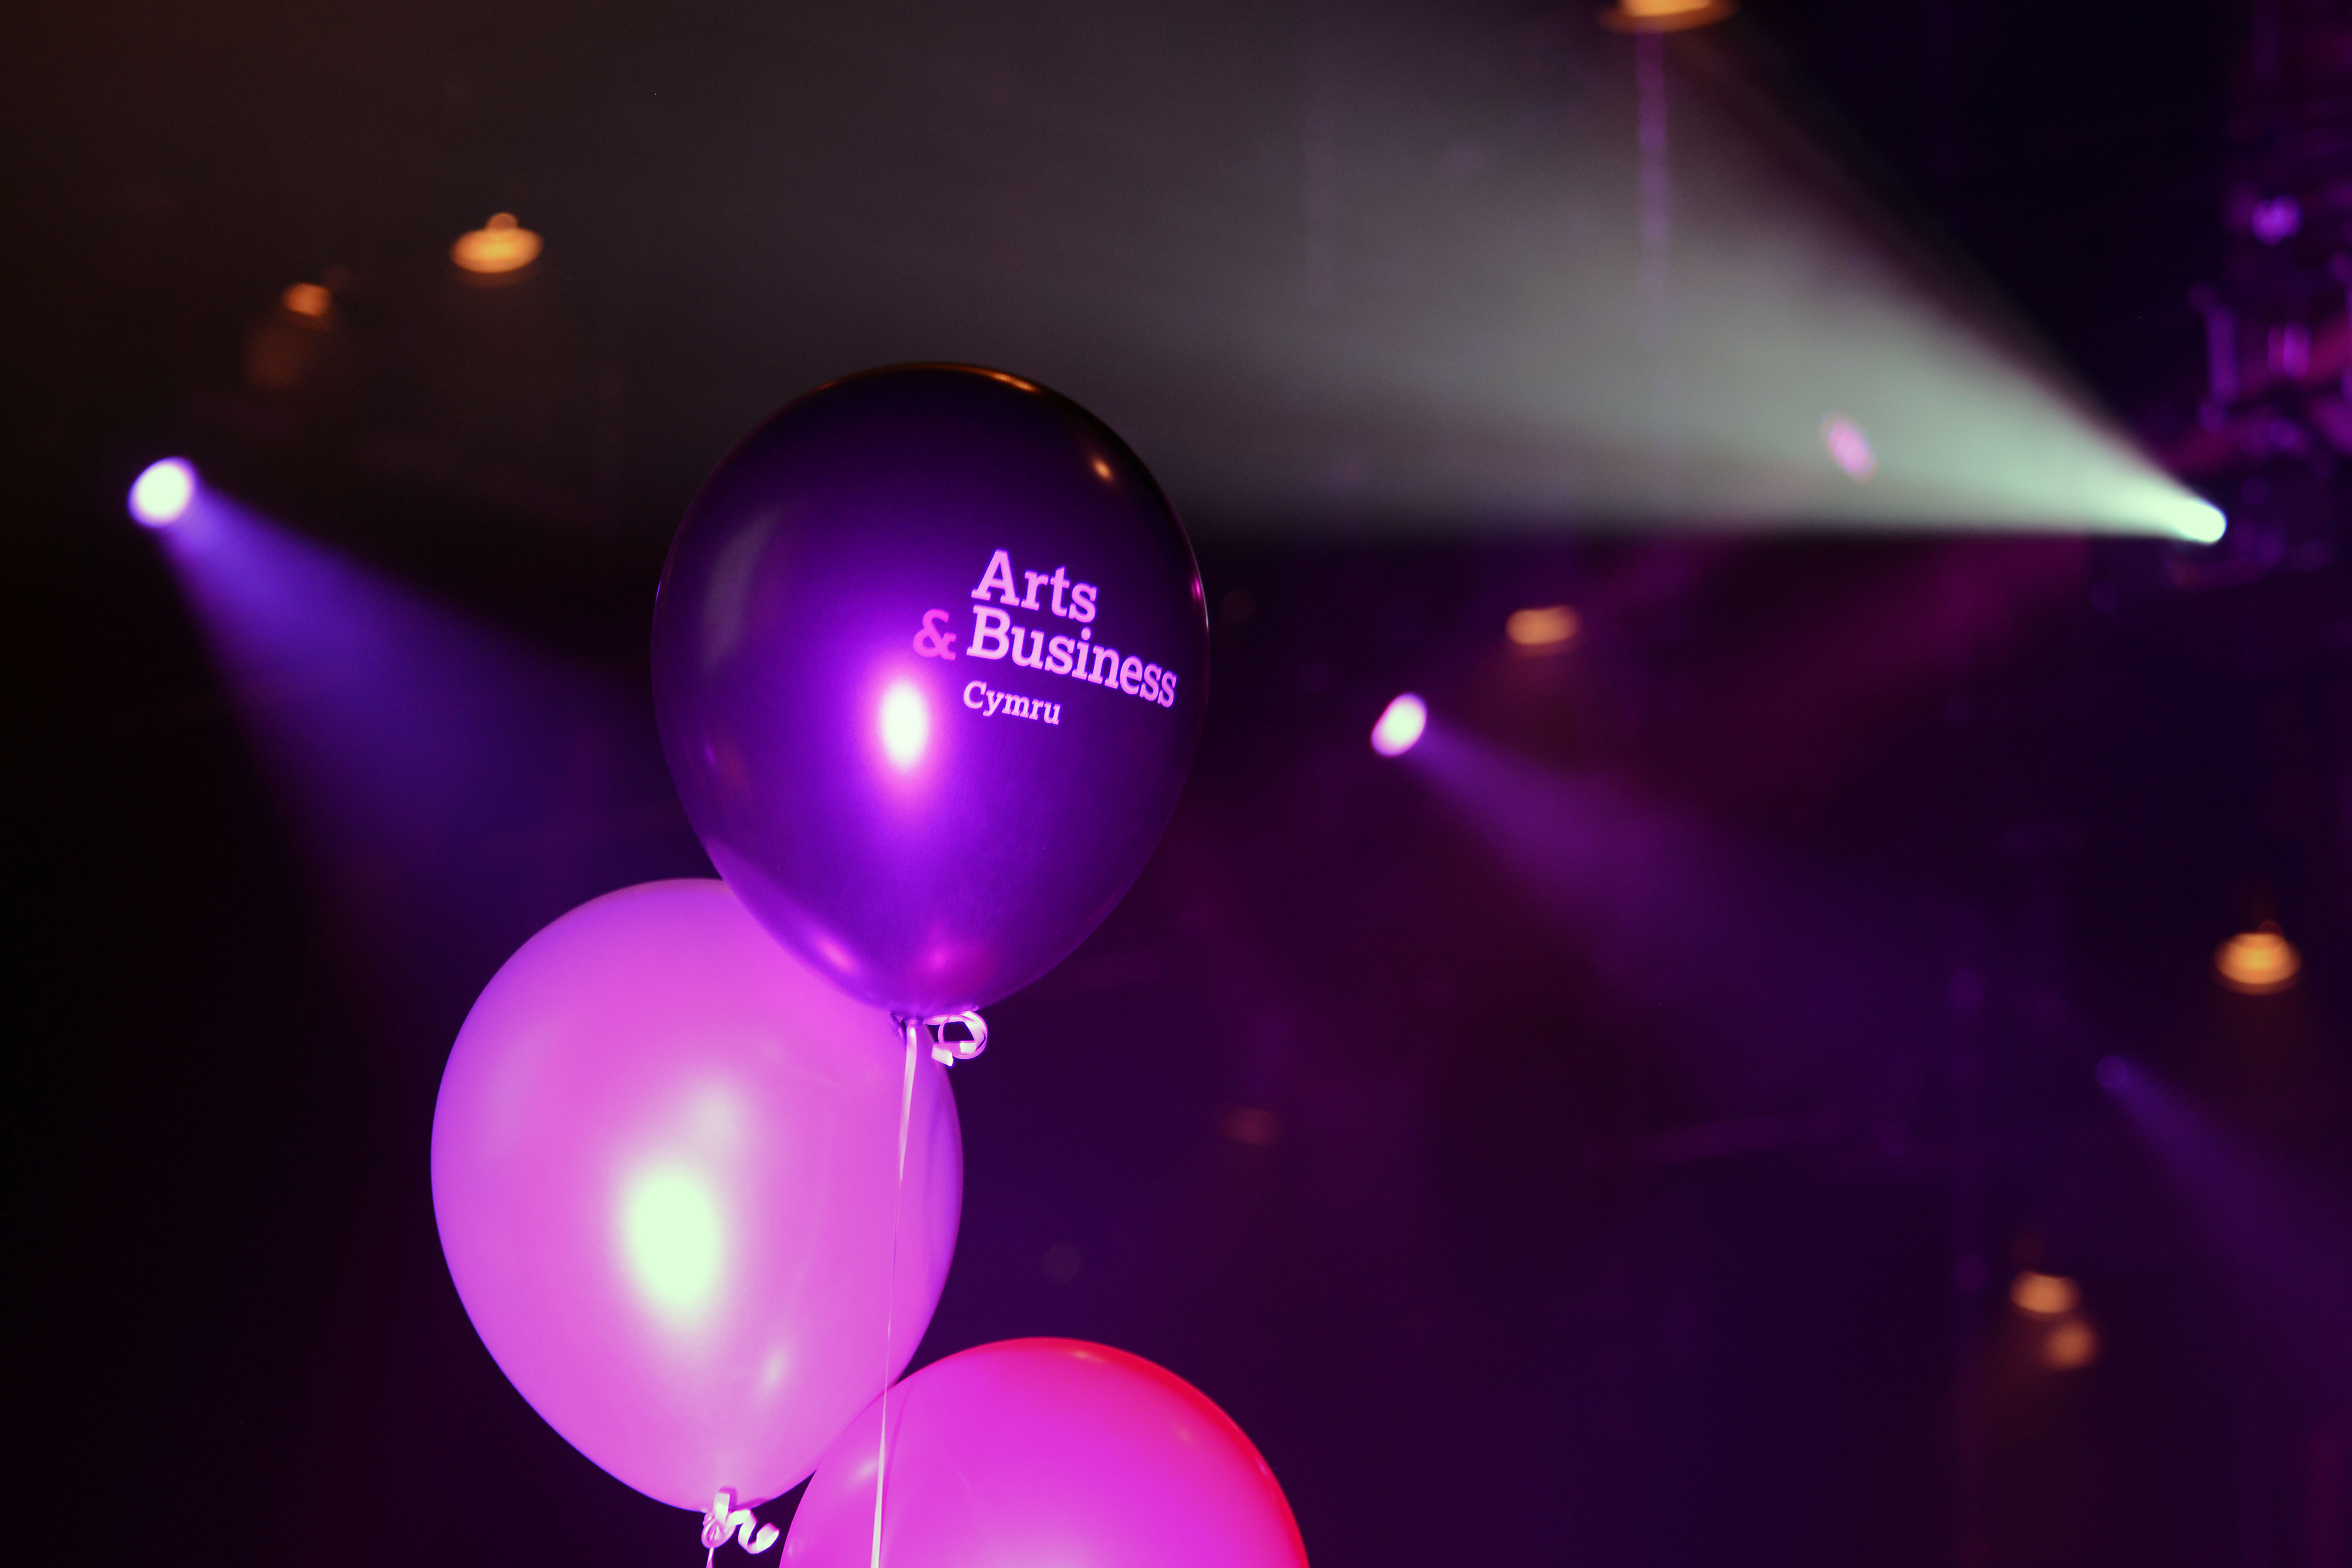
(701, 1012, 982, 1568)
(924, 1010, 988, 1067)
(701, 1489, 780, 1566)
(871, 1020, 921, 1568)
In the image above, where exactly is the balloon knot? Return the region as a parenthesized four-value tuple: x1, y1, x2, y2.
(898, 1010, 987, 1067)
(701, 1489, 781, 1558)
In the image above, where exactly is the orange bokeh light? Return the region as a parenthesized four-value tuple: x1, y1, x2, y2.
(1598, 0, 1736, 32)
(1506, 605, 1581, 652)
(280, 281, 331, 320)
(2216, 923, 2300, 994)
(2009, 1271, 2080, 1318)
(452, 213, 543, 276)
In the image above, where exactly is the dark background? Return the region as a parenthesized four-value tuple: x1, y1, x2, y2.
(8, 2, 2350, 1565)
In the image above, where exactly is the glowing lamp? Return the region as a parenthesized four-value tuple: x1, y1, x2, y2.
(1506, 604, 1580, 651)
(2216, 923, 2299, 994)
(1372, 693, 1427, 757)
(280, 281, 331, 320)
(1598, 0, 1735, 32)
(452, 212, 542, 276)
(2009, 1271, 2080, 1318)
(128, 458, 196, 527)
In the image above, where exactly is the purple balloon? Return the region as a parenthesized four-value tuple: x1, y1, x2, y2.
(651, 365, 1208, 1017)
(784, 1339, 1309, 1568)
(431, 879, 962, 1512)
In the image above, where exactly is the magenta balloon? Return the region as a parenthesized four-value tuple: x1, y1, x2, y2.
(430, 879, 962, 1512)
(650, 365, 1209, 1017)
(784, 1339, 1309, 1568)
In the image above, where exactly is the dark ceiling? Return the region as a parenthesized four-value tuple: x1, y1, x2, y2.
(7, 0, 2234, 530)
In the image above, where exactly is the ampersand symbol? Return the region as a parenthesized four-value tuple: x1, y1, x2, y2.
(701, 1489, 780, 1562)
(912, 608, 958, 660)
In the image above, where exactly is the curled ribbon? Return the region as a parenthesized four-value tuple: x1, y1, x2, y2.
(911, 608, 958, 660)
(701, 1489, 780, 1564)
(922, 1010, 988, 1067)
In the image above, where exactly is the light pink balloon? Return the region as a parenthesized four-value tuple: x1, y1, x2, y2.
(784, 1339, 1309, 1568)
(431, 879, 961, 1512)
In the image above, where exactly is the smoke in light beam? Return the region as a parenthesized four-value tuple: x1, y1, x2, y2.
(2107, 1063, 2352, 1398)
(636, 9, 2224, 541)
(146, 488, 697, 988)
(1400, 720, 1944, 1117)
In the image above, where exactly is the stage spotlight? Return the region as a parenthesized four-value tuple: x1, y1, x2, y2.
(128, 458, 196, 527)
(2172, 498, 2229, 544)
(452, 212, 542, 277)
(1371, 693, 1427, 757)
(2216, 923, 2300, 994)
(2009, 1270, 2080, 1318)
(1506, 605, 1580, 652)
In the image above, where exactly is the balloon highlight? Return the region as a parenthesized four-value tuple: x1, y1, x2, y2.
(431, 879, 963, 1511)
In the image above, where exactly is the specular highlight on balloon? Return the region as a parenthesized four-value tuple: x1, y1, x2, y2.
(430, 879, 963, 1512)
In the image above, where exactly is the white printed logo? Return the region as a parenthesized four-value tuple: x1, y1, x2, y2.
(905, 547, 1179, 710)
(963, 680, 1061, 725)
